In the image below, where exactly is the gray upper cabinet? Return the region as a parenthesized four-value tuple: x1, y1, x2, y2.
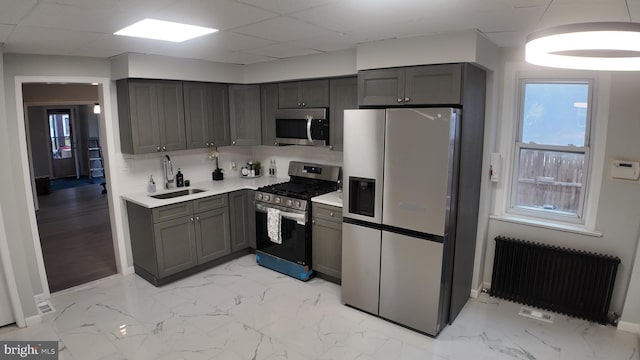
(278, 79, 329, 108)
(260, 84, 278, 146)
(184, 82, 230, 149)
(117, 79, 186, 154)
(358, 64, 462, 106)
(329, 77, 357, 151)
(229, 84, 262, 146)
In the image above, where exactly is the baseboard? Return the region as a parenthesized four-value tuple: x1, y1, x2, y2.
(34, 293, 49, 303)
(123, 266, 135, 276)
(25, 314, 42, 327)
(470, 282, 490, 299)
(617, 321, 640, 334)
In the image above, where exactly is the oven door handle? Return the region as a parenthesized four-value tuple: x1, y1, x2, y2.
(256, 203, 307, 224)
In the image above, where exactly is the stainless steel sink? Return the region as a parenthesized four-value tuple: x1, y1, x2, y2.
(149, 188, 205, 199)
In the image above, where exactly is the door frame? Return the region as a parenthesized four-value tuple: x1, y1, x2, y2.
(13, 76, 127, 313)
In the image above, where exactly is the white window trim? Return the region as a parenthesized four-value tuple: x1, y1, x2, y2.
(492, 63, 610, 235)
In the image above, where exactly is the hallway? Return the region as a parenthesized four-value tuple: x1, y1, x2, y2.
(36, 183, 116, 292)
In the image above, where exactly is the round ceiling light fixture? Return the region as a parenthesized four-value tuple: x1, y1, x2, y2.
(525, 22, 640, 71)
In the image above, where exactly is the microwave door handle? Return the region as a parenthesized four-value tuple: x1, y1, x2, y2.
(306, 115, 313, 142)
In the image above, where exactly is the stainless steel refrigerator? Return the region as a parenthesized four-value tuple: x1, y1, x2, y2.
(342, 108, 472, 336)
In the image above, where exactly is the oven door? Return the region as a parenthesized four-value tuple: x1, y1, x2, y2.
(255, 202, 310, 266)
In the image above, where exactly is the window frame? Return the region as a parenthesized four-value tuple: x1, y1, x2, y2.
(508, 78, 595, 223)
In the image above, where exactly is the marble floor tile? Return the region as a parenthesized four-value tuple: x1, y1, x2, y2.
(0, 254, 637, 360)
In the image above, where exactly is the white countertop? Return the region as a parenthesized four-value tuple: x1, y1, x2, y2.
(312, 191, 343, 208)
(122, 176, 288, 208)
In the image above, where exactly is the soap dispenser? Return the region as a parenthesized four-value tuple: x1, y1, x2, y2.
(147, 175, 156, 193)
(176, 168, 184, 187)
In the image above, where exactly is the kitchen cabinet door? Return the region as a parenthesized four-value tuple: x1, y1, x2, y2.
(277, 81, 301, 108)
(229, 190, 250, 251)
(195, 208, 231, 264)
(404, 64, 461, 105)
(301, 79, 329, 107)
(246, 190, 256, 249)
(154, 216, 197, 278)
(329, 77, 357, 151)
(260, 84, 278, 146)
(157, 81, 186, 152)
(229, 85, 262, 146)
(358, 68, 405, 106)
(208, 83, 231, 147)
(184, 82, 210, 149)
(118, 79, 161, 154)
(312, 217, 342, 280)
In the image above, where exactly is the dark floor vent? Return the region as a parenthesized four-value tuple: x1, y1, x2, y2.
(490, 236, 620, 324)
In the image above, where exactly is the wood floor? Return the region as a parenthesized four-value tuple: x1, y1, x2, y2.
(36, 183, 117, 292)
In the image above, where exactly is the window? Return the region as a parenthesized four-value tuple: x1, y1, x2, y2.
(510, 79, 593, 222)
(48, 110, 73, 159)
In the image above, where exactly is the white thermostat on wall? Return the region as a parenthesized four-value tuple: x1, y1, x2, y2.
(610, 160, 640, 181)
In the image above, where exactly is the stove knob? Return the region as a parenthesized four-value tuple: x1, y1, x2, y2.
(294, 200, 302, 208)
(257, 193, 263, 200)
(286, 199, 293, 206)
(264, 194, 271, 202)
(275, 197, 282, 204)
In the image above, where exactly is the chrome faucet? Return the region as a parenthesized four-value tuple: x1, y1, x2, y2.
(163, 155, 174, 189)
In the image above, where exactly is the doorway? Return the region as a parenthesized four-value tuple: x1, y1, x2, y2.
(24, 84, 117, 293)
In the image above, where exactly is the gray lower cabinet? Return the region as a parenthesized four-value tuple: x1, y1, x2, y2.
(229, 84, 262, 146)
(184, 82, 230, 149)
(229, 190, 256, 251)
(126, 194, 232, 285)
(117, 79, 186, 154)
(312, 203, 343, 281)
(260, 83, 278, 146)
(358, 64, 462, 106)
(329, 77, 357, 151)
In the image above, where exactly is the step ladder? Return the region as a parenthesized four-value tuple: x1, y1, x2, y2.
(88, 137, 104, 179)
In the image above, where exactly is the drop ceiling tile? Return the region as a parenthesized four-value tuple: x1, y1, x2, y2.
(233, 16, 339, 42)
(68, 46, 124, 58)
(245, 43, 320, 58)
(538, 1, 629, 28)
(20, 3, 138, 33)
(196, 31, 277, 52)
(0, 24, 15, 42)
(4, 26, 100, 55)
(483, 30, 528, 47)
(285, 34, 356, 52)
(234, 0, 337, 15)
(150, 0, 279, 31)
(0, 0, 37, 25)
(40, 0, 176, 13)
(205, 51, 276, 65)
(86, 33, 216, 60)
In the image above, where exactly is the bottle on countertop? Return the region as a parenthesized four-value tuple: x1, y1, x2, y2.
(269, 159, 277, 177)
(176, 168, 184, 187)
(147, 175, 156, 193)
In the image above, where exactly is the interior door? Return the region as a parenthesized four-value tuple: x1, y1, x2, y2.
(48, 109, 76, 178)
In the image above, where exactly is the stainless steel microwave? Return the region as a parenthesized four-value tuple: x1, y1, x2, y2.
(275, 108, 329, 147)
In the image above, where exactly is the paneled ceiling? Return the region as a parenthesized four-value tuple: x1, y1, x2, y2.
(0, 0, 638, 65)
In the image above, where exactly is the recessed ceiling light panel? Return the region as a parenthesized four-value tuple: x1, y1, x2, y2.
(525, 22, 640, 71)
(114, 18, 218, 43)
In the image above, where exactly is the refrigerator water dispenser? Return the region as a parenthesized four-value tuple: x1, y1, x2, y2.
(348, 177, 375, 217)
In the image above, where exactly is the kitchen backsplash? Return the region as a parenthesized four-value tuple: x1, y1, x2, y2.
(117, 145, 342, 193)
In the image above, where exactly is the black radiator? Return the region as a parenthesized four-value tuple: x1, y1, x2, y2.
(490, 236, 620, 324)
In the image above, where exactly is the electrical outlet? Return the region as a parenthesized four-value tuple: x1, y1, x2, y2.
(231, 161, 237, 171)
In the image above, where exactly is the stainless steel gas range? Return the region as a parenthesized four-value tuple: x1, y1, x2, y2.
(254, 161, 341, 281)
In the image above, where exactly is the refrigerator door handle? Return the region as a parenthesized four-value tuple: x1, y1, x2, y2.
(306, 115, 313, 142)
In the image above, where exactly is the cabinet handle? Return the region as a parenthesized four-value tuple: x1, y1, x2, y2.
(211, 142, 215, 147)
(297, 102, 301, 106)
(205, 142, 209, 147)
(301, 102, 306, 107)
(404, 97, 411, 103)
(196, 216, 200, 221)
(312, 220, 315, 224)
(329, 212, 334, 217)
(397, 98, 403, 103)
(190, 217, 194, 222)
(232, 140, 236, 145)
(156, 146, 161, 152)
(162, 146, 167, 151)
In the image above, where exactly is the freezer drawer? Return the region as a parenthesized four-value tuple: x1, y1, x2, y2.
(379, 230, 444, 335)
(341, 222, 381, 315)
